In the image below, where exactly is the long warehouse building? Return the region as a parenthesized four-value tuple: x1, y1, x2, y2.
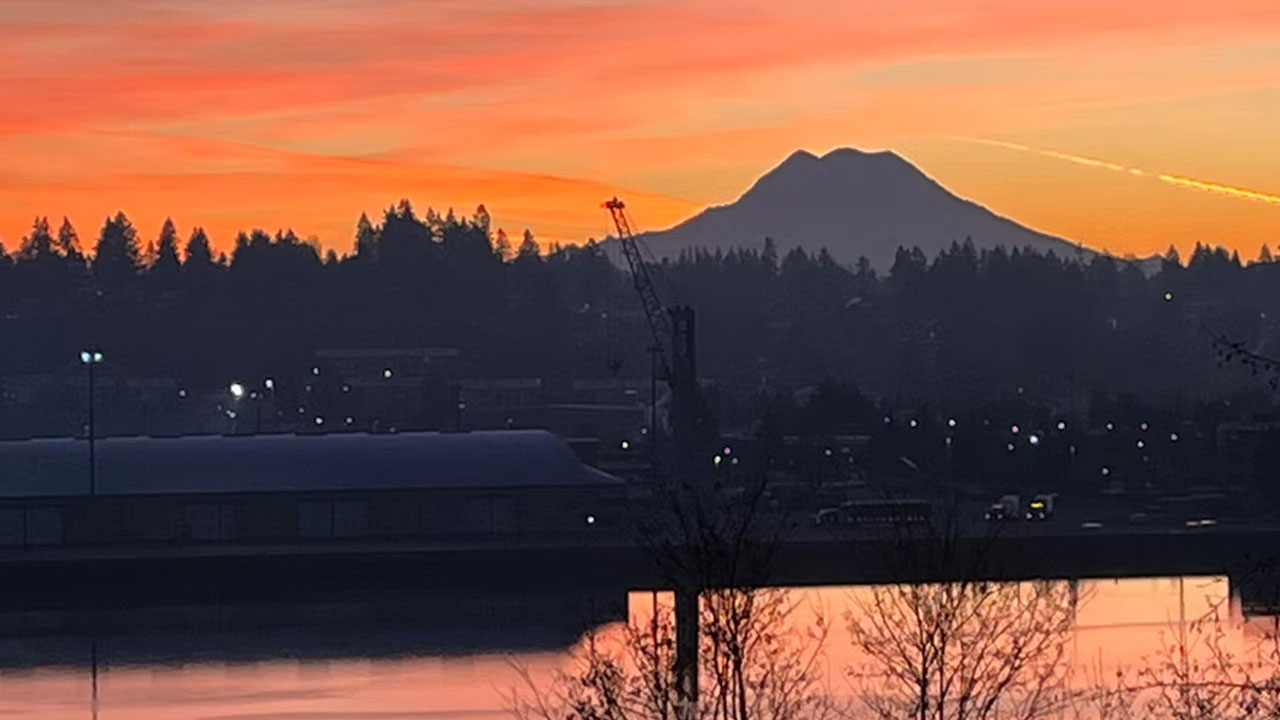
(0, 430, 624, 547)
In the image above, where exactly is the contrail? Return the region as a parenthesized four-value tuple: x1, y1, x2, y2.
(950, 135, 1280, 206)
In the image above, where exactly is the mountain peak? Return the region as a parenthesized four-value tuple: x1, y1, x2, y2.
(779, 149, 821, 166)
(819, 147, 911, 166)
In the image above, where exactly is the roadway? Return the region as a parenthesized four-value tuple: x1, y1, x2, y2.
(1, 515, 1278, 611)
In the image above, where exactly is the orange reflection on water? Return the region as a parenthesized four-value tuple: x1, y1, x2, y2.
(0, 576, 1259, 720)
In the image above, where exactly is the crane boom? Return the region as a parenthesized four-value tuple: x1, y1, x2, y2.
(604, 197, 674, 382)
(603, 197, 714, 450)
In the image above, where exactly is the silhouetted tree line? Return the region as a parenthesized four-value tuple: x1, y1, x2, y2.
(0, 203, 1276, 423)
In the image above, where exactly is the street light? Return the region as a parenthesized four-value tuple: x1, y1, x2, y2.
(229, 382, 246, 400)
(79, 349, 104, 498)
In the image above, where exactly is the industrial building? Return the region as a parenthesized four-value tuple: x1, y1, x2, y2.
(0, 430, 623, 547)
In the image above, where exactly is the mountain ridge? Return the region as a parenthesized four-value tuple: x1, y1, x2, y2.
(633, 147, 1095, 271)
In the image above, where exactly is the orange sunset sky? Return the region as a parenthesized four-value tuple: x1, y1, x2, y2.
(2, 0, 1280, 259)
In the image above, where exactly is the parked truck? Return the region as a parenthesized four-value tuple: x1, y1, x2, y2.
(985, 494, 1021, 522)
(1025, 493, 1057, 521)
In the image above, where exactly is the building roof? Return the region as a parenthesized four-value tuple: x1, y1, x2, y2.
(0, 430, 621, 499)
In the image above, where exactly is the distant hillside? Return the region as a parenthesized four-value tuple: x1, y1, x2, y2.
(635, 148, 1091, 270)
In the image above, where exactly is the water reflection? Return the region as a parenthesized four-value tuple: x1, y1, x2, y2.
(0, 577, 1270, 720)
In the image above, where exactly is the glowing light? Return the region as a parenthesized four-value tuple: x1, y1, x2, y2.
(1056, 421, 1066, 431)
(883, 415, 892, 424)
(1140, 422, 1149, 431)
(586, 515, 596, 525)
(1101, 466, 1111, 476)
(947, 418, 957, 428)
(311, 366, 320, 376)
(1164, 291, 1174, 302)
(620, 440, 630, 451)
(314, 416, 324, 426)
(229, 382, 245, 399)
(1011, 424, 1020, 434)
(383, 368, 393, 378)
(722, 446, 732, 455)
(1029, 434, 1040, 446)
(1106, 422, 1114, 431)
(1136, 439, 1145, 449)
(909, 419, 918, 428)
(264, 378, 274, 390)
(1170, 432, 1179, 442)
(1006, 443, 1015, 452)
(345, 416, 354, 425)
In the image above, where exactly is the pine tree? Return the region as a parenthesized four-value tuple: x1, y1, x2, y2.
(1259, 244, 1273, 264)
(55, 217, 82, 260)
(473, 204, 491, 234)
(517, 229, 540, 259)
(184, 227, 214, 268)
(354, 212, 378, 258)
(493, 228, 512, 261)
(149, 217, 181, 281)
(92, 212, 142, 291)
(17, 216, 53, 261)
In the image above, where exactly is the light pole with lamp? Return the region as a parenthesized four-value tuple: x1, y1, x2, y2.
(79, 350, 104, 498)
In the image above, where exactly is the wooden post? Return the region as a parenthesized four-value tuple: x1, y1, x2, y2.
(675, 585, 699, 719)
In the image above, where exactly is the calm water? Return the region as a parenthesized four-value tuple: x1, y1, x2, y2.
(0, 576, 1261, 720)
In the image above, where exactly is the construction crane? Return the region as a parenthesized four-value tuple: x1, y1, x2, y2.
(603, 197, 713, 452)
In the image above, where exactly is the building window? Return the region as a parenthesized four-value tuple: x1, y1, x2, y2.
(298, 501, 331, 539)
(0, 509, 22, 546)
(333, 500, 369, 538)
(183, 503, 237, 542)
(297, 499, 370, 539)
(0, 507, 64, 547)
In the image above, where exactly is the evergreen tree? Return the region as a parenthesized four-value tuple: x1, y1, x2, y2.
(55, 217, 82, 260)
(494, 228, 513, 261)
(92, 212, 142, 291)
(517, 229, 540, 260)
(473, 204, 491, 235)
(17, 217, 54, 261)
(1259, 244, 1273, 264)
(154, 218, 181, 271)
(353, 212, 377, 258)
(184, 227, 214, 269)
